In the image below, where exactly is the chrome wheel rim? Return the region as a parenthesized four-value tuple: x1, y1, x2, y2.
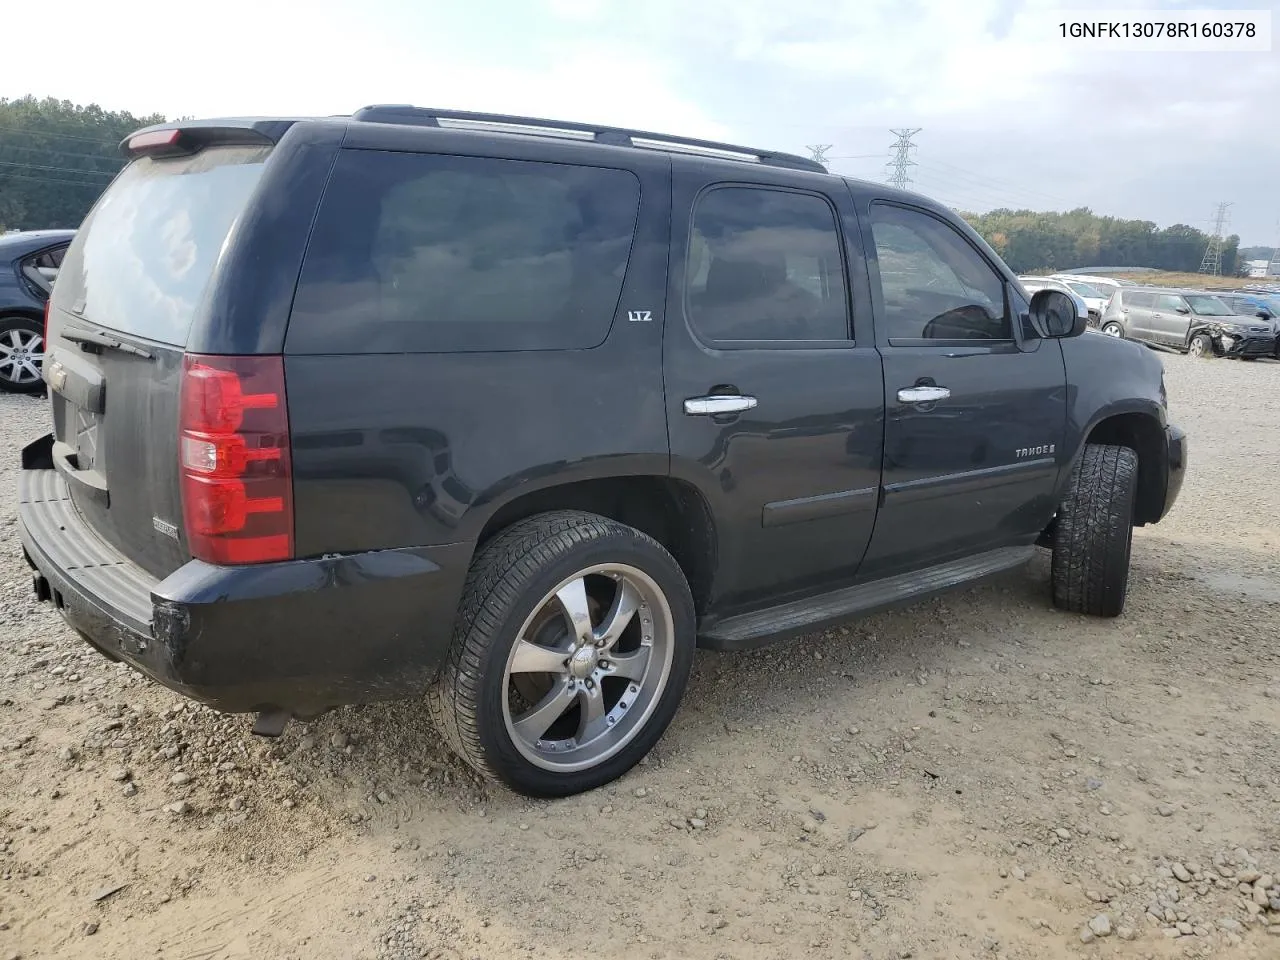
(501, 563, 675, 773)
(1189, 338, 1205, 358)
(1102, 323, 1122, 338)
(0, 328, 44, 385)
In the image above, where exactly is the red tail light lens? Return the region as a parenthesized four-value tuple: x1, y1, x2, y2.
(42, 299, 51, 353)
(179, 355, 293, 565)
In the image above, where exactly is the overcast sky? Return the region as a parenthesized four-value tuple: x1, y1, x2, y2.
(6, 0, 1278, 243)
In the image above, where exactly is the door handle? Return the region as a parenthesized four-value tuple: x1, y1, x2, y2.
(684, 395, 758, 416)
(897, 385, 951, 404)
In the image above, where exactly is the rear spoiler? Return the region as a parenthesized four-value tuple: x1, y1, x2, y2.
(120, 118, 302, 158)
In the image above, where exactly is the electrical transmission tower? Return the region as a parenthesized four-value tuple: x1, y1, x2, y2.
(1199, 201, 1232, 275)
(807, 144, 833, 169)
(886, 128, 921, 189)
(1267, 220, 1280, 278)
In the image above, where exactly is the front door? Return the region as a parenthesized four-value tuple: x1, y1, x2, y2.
(854, 198, 1067, 579)
(664, 169, 884, 612)
(1151, 293, 1191, 346)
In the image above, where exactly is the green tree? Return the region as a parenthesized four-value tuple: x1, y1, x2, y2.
(0, 96, 164, 230)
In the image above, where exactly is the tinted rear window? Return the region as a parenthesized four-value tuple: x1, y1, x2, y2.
(287, 150, 642, 354)
(55, 145, 270, 346)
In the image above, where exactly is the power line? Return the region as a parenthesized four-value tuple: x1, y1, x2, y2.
(0, 142, 123, 166)
(1199, 202, 1232, 275)
(0, 171, 111, 189)
(918, 158, 1071, 206)
(0, 159, 114, 181)
(886, 128, 921, 189)
(0, 124, 122, 146)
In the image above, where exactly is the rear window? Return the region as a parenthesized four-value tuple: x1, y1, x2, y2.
(287, 150, 642, 354)
(55, 145, 270, 346)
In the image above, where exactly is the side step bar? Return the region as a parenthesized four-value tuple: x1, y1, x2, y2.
(697, 545, 1035, 651)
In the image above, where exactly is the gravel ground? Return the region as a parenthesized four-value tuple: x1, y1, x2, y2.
(1, 351, 1278, 960)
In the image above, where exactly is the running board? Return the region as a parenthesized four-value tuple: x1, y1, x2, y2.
(697, 546, 1035, 651)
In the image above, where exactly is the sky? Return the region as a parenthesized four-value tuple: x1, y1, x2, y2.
(6, 0, 1279, 244)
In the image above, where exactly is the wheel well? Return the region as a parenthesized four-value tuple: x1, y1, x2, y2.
(0, 309, 43, 325)
(1085, 413, 1165, 524)
(477, 477, 718, 616)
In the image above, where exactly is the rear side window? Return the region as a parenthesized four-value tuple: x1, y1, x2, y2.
(288, 151, 641, 354)
(685, 186, 849, 343)
(1124, 291, 1155, 308)
(55, 146, 271, 346)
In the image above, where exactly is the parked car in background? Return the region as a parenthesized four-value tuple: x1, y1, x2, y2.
(1019, 276, 1094, 325)
(1055, 278, 1112, 318)
(1052, 274, 1131, 304)
(0, 229, 76, 393)
(1100, 287, 1276, 359)
(1216, 292, 1280, 359)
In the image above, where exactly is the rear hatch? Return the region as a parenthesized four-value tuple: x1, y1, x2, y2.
(47, 141, 273, 579)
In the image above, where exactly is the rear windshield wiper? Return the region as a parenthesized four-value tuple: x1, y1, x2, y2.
(61, 329, 154, 360)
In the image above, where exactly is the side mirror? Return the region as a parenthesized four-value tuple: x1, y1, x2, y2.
(1175, 306, 1191, 315)
(1028, 288, 1085, 339)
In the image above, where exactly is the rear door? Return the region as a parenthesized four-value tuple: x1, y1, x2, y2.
(47, 143, 276, 578)
(1120, 291, 1156, 339)
(664, 164, 884, 610)
(856, 197, 1066, 578)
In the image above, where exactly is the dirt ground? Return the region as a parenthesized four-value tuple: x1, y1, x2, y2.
(2, 351, 1278, 960)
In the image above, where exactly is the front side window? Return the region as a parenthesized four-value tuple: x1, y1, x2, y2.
(289, 150, 641, 353)
(685, 186, 849, 343)
(869, 203, 1009, 341)
(1155, 294, 1187, 313)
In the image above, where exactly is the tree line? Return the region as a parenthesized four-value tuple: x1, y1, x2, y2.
(960, 207, 1243, 276)
(0, 96, 162, 232)
(0, 96, 1259, 279)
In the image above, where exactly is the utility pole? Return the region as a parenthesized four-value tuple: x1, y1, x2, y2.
(1199, 201, 1232, 275)
(1267, 220, 1280, 278)
(806, 144, 833, 170)
(886, 128, 921, 189)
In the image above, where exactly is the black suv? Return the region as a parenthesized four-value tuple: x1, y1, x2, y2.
(19, 108, 1186, 797)
(0, 229, 76, 393)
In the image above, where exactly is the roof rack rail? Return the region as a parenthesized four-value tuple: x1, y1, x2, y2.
(350, 104, 827, 174)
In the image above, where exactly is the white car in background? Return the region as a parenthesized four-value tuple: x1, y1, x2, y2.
(1019, 276, 1093, 325)
(1052, 277, 1112, 318)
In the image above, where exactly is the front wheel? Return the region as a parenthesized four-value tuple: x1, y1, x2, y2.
(1188, 333, 1214, 359)
(429, 511, 695, 797)
(1101, 322, 1124, 338)
(0, 316, 46, 394)
(1051, 444, 1139, 617)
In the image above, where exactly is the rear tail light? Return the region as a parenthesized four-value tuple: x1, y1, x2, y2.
(179, 355, 293, 564)
(42, 299, 51, 353)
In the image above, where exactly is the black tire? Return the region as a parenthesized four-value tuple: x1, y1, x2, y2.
(1051, 444, 1139, 618)
(1101, 321, 1124, 339)
(429, 510, 695, 797)
(0, 315, 46, 394)
(1188, 333, 1214, 359)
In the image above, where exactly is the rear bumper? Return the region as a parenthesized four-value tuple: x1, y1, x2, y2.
(18, 457, 472, 716)
(1161, 423, 1187, 520)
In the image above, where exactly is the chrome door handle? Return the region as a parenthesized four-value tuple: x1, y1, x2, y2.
(684, 395, 758, 416)
(897, 385, 951, 404)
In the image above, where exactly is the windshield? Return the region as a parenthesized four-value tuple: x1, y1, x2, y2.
(55, 145, 271, 346)
(1184, 295, 1235, 317)
(1066, 281, 1105, 299)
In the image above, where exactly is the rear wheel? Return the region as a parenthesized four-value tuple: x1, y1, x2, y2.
(1188, 333, 1213, 359)
(0, 316, 45, 394)
(1051, 444, 1139, 618)
(429, 510, 695, 797)
(1101, 322, 1124, 338)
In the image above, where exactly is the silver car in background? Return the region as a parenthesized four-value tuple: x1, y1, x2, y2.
(1099, 288, 1277, 359)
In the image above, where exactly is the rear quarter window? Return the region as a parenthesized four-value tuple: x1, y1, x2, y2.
(286, 150, 642, 354)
